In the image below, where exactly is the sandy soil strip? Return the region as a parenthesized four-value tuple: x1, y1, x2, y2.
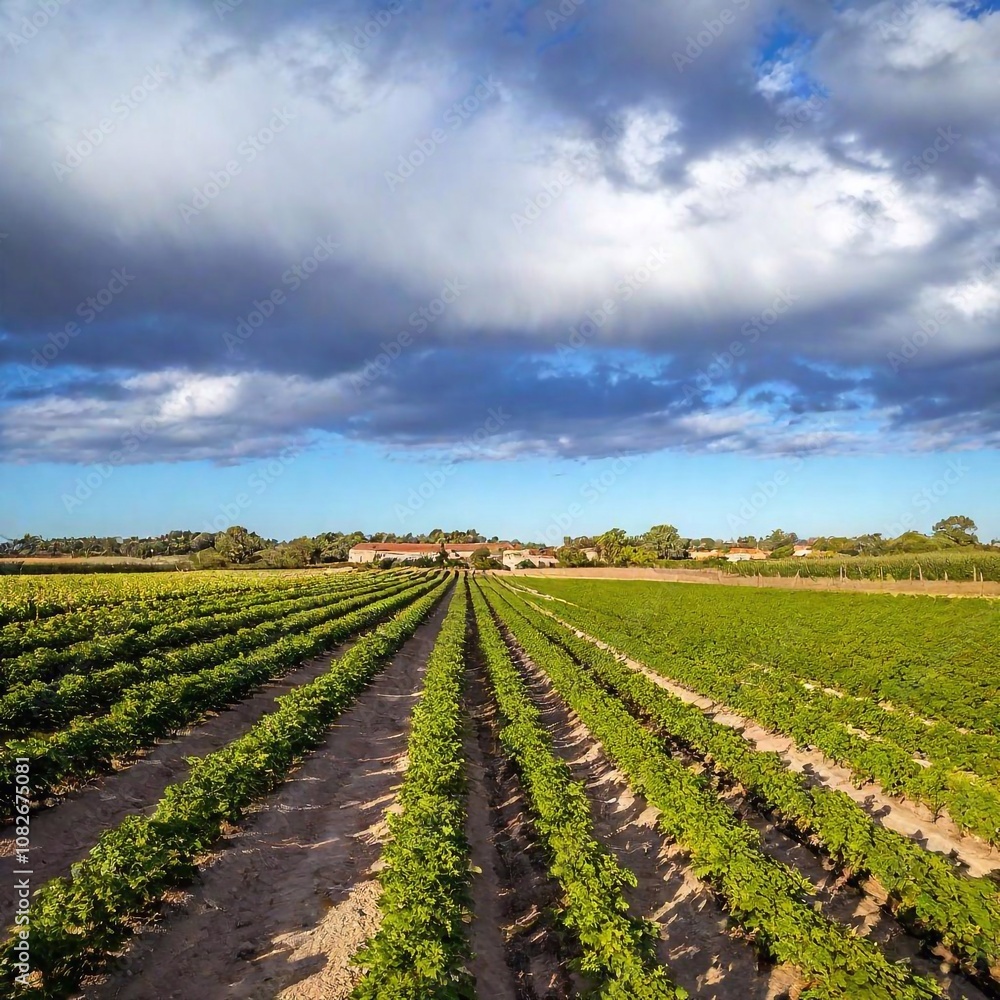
(79, 597, 452, 1000)
(464, 646, 575, 999)
(498, 623, 794, 1000)
(531, 601, 1000, 879)
(0, 635, 373, 932)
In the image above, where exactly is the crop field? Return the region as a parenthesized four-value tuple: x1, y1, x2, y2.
(2, 571, 1000, 998)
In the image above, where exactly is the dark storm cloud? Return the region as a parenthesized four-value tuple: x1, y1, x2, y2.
(0, 0, 997, 464)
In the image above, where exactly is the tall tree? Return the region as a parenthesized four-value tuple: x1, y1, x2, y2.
(643, 523, 682, 559)
(596, 527, 628, 565)
(214, 525, 264, 564)
(933, 515, 979, 546)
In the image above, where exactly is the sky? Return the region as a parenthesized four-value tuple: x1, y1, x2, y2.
(0, 0, 998, 542)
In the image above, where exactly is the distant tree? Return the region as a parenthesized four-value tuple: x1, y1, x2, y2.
(855, 533, 885, 555)
(470, 546, 496, 570)
(736, 536, 758, 548)
(769, 544, 795, 559)
(933, 515, 979, 546)
(622, 545, 657, 567)
(214, 525, 264, 564)
(556, 546, 590, 567)
(596, 528, 629, 565)
(762, 528, 798, 552)
(643, 524, 681, 559)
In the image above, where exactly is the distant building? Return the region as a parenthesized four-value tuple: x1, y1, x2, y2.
(725, 547, 768, 562)
(503, 547, 560, 570)
(691, 549, 722, 561)
(348, 542, 506, 565)
(793, 543, 814, 557)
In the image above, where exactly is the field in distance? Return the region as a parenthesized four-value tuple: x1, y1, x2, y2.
(2, 569, 999, 999)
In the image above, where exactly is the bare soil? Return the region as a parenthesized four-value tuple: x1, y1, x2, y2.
(496, 619, 797, 999)
(0, 637, 370, 930)
(531, 601, 1000, 879)
(79, 598, 451, 1000)
(464, 645, 576, 999)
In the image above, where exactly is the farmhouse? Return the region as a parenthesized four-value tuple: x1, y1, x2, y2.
(348, 542, 506, 565)
(725, 546, 768, 562)
(502, 547, 560, 570)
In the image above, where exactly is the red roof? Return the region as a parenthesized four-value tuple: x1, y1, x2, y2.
(351, 542, 505, 554)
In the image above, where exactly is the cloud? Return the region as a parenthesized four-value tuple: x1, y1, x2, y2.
(0, 0, 997, 466)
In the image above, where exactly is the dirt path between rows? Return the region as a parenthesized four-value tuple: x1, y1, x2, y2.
(497, 621, 795, 999)
(464, 644, 575, 999)
(81, 596, 452, 1000)
(0, 633, 370, 931)
(529, 599, 1000, 879)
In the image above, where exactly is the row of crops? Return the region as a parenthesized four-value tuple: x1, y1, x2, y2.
(3, 569, 999, 997)
(722, 550, 1000, 582)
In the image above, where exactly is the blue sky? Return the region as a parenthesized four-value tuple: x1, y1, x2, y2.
(1, 0, 998, 541)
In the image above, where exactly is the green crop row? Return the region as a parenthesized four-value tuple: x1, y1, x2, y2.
(516, 578, 1000, 735)
(0, 574, 413, 735)
(0, 577, 452, 997)
(515, 581, 1000, 847)
(0, 575, 441, 817)
(482, 582, 941, 1000)
(351, 582, 475, 999)
(471, 582, 685, 999)
(504, 586, 1000, 975)
(0, 572, 399, 690)
(0, 573, 354, 662)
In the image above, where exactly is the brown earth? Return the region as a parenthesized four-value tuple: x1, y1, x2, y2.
(0, 636, 371, 931)
(80, 596, 453, 1000)
(464, 644, 576, 999)
(494, 615, 796, 999)
(522, 595, 1000, 879)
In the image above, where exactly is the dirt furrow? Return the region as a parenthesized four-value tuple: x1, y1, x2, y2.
(532, 601, 1000, 878)
(498, 622, 794, 1000)
(80, 597, 452, 1000)
(0, 634, 372, 934)
(464, 645, 575, 999)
